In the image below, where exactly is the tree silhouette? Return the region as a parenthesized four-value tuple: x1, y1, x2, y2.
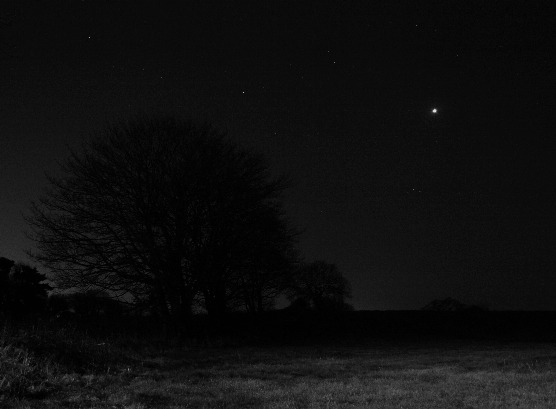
(287, 261, 352, 312)
(26, 115, 298, 333)
(9, 263, 52, 313)
(0, 257, 51, 315)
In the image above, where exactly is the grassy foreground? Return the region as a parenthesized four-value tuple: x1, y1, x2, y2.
(2, 320, 556, 408)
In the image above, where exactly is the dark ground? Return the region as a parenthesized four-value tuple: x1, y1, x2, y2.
(189, 310, 556, 345)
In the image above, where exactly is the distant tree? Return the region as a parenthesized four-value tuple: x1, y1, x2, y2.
(286, 261, 352, 312)
(26, 115, 298, 334)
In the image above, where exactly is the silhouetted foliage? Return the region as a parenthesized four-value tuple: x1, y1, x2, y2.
(286, 261, 352, 312)
(0, 256, 15, 312)
(9, 263, 52, 313)
(69, 289, 123, 318)
(26, 115, 299, 334)
(285, 297, 310, 312)
(0, 257, 51, 315)
(237, 246, 300, 315)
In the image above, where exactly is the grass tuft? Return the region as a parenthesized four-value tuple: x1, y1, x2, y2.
(0, 340, 54, 400)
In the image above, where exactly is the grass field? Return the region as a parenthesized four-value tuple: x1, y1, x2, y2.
(2, 320, 556, 408)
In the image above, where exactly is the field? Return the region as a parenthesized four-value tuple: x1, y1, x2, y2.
(2, 316, 556, 408)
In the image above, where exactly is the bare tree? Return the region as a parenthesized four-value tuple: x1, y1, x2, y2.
(26, 115, 298, 333)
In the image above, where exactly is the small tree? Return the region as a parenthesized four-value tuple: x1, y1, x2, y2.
(287, 261, 352, 312)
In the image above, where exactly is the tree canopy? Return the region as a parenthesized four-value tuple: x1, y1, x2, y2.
(26, 115, 299, 330)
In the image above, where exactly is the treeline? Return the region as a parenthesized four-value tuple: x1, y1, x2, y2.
(0, 256, 119, 319)
(0, 257, 353, 322)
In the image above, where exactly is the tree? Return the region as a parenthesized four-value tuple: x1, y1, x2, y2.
(9, 262, 52, 313)
(0, 257, 51, 315)
(26, 115, 298, 333)
(286, 261, 352, 312)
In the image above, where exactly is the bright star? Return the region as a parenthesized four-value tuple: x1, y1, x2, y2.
(432, 108, 438, 114)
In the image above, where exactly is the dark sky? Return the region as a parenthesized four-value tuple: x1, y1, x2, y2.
(1, 1, 555, 310)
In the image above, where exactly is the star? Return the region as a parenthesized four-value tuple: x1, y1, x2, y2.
(432, 108, 438, 114)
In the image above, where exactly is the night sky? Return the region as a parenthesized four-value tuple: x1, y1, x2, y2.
(1, 1, 555, 310)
